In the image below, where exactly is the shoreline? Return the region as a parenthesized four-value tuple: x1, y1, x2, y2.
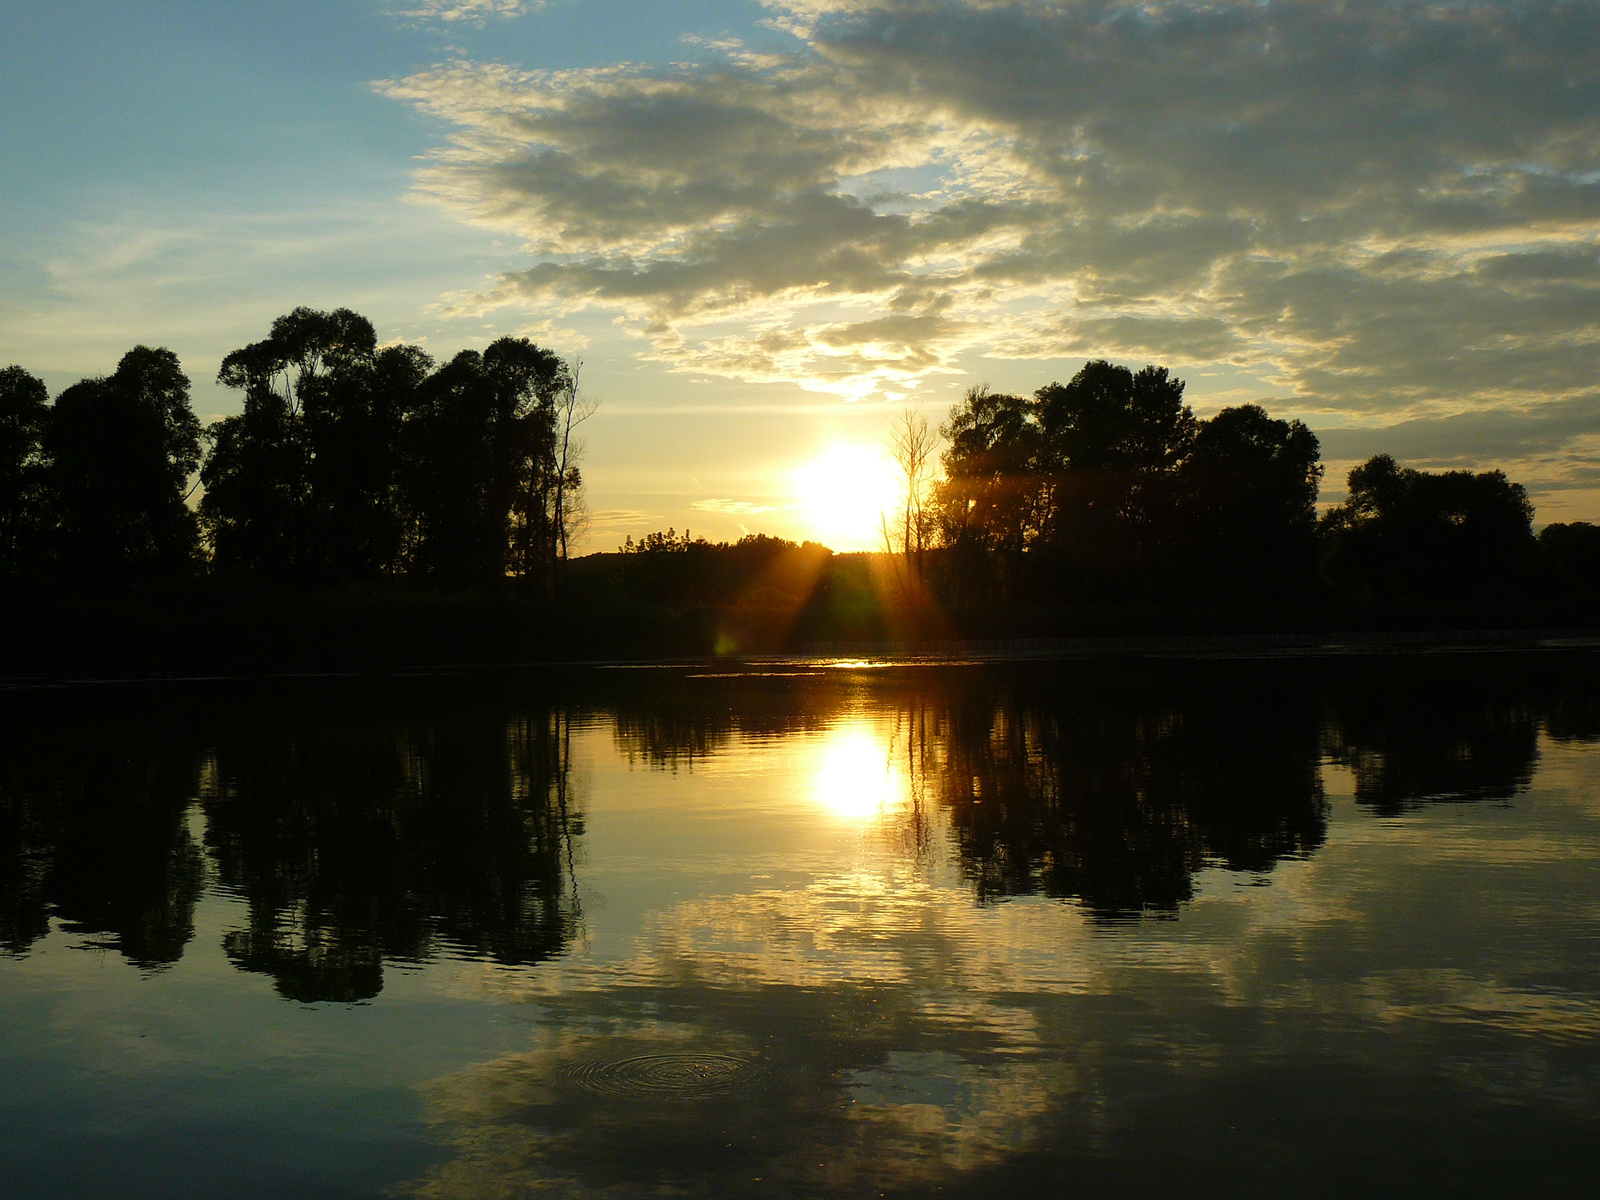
(6, 626, 1599, 691)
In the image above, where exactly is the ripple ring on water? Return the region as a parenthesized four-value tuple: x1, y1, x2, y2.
(560, 1052, 768, 1100)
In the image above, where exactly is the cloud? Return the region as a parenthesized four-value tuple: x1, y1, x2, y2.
(1317, 394, 1600, 467)
(692, 498, 784, 515)
(378, 0, 1600, 423)
(388, 0, 542, 23)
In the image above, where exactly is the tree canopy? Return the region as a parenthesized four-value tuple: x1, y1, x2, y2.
(1320, 455, 1535, 602)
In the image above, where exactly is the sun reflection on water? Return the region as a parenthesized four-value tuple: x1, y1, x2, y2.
(812, 723, 905, 821)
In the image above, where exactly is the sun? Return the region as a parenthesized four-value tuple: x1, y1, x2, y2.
(793, 443, 904, 552)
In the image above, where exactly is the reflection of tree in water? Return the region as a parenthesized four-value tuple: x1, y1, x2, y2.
(1321, 659, 1548, 816)
(925, 671, 1329, 917)
(609, 675, 837, 770)
(0, 709, 203, 966)
(612, 705, 737, 771)
(602, 666, 1330, 919)
(202, 709, 584, 1002)
(4, 653, 1598, 986)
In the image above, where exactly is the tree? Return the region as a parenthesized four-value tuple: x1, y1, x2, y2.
(302, 344, 430, 579)
(1034, 361, 1196, 478)
(1027, 362, 1198, 597)
(203, 308, 385, 580)
(548, 357, 595, 593)
(401, 338, 568, 586)
(935, 387, 1041, 552)
(43, 346, 202, 580)
(0, 366, 48, 567)
(1169, 404, 1322, 598)
(1319, 455, 1536, 601)
(934, 387, 1042, 603)
(203, 311, 575, 589)
(883, 408, 937, 580)
(1539, 521, 1600, 600)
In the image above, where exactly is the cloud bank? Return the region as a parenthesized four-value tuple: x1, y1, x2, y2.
(379, 0, 1600, 432)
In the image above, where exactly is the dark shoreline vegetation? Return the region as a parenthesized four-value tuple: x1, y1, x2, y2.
(6, 309, 1600, 675)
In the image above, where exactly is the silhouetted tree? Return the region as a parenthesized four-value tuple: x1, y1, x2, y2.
(1167, 404, 1322, 598)
(301, 344, 430, 579)
(934, 387, 1042, 601)
(1538, 521, 1600, 602)
(203, 307, 394, 580)
(1034, 361, 1196, 478)
(0, 365, 49, 569)
(42, 346, 202, 581)
(1319, 455, 1535, 601)
(545, 357, 593, 593)
(1029, 362, 1199, 597)
(401, 338, 569, 586)
(884, 408, 936, 579)
(203, 313, 577, 588)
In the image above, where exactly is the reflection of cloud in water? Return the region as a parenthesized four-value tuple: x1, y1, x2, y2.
(845, 1050, 1055, 1174)
(402, 816, 1600, 1195)
(402, 867, 1080, 1196)
(406, 1013, 1058, 1199)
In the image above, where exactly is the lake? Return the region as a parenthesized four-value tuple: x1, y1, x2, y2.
(3, 651, 1598, 1198)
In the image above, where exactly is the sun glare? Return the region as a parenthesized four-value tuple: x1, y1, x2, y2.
(793, 443, 903, 552)
(812, 725, 904, 822)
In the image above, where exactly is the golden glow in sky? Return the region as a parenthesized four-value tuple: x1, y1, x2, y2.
(794, 444, 904, 553)
(811, 723, 905, 822)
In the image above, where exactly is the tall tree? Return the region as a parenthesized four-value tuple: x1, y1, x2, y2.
(1034, 361, 1196, 478)
(547, 358, 594, 594)
(401, 338, 568, 586)
(1169, 405, 1322, 598)
(43, 347, 202, 580)
(302, 344, 430, 579)
(884, 408, 937, 580)
(203, 308, 382, 580)
(0, 366, 49, 568)
(935, 387, 1041, 554)
(934, 387, 1041, 602)
(1029, 361, 1197, 597)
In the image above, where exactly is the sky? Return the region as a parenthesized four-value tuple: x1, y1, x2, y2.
(4, 0, 1600, 549)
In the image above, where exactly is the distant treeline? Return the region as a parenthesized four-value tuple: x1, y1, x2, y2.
(1, 307, 587, 591)
(608, 361, 1600, 612)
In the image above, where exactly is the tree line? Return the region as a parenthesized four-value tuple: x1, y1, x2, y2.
(612, 358, 1595, 613)
(882, 359, 1600, 607)
(9, 325, 1600, 617)
(1, 307, 589, 591)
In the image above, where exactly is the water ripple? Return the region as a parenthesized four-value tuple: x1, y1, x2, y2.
(560, 1052, 769, 1100)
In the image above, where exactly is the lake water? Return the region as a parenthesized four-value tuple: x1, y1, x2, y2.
(3, 652, 1599, 1198)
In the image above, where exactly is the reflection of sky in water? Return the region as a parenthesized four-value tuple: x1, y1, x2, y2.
(2, 665, 1599, 1197)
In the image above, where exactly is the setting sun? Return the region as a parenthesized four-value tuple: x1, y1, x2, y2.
(793, 444, 904, 552)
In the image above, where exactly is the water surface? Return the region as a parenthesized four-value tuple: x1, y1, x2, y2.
(3, 654, 1598, 1197)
